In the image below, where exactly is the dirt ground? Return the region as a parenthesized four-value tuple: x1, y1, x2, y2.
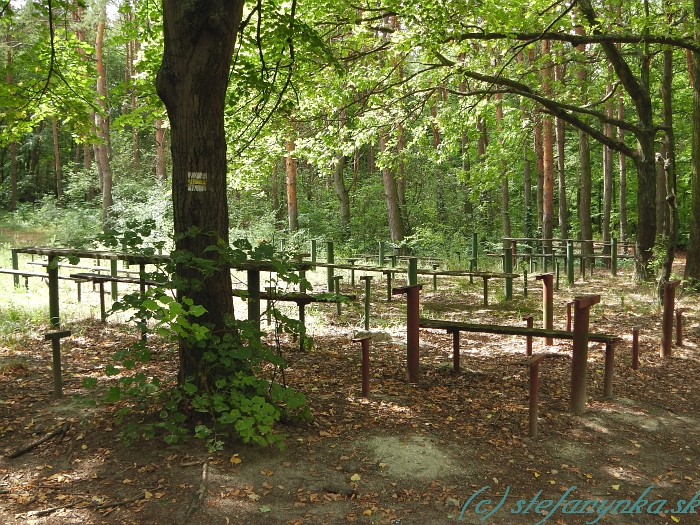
(1, 261, 699, 525)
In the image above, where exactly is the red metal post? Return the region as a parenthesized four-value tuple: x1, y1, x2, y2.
(529, 355, 545, 438)
(661, 280, 681, 358)
(570, 295, 600, 414)
(604, 343, 614, 398)
(536, 273, 554, 345)
(352, 336, 371, 398)
(523, 315, 533, 356)
(676, 308, 686, 347)
(393, 284, 422, 384)
(632, 326, 641, 370)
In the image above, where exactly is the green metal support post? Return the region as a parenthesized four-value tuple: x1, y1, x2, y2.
(48, 255, 60, 329)
(471, 232, 478, 270)
(378, 241, 385, 266)
(110, 259, 118, 301)
(503, 247, 513, 300)
(432, 264, 439, 291)
(360, 276, 372, 330)
(326, 241, 334, 292)
(310, 240, 317, 263)
(11, 249, 19, 287)
(611, 238, 618, 276)
(45, 330, 71, 398)
(407, 257, 418, 286)
(567, 240, 574, 285)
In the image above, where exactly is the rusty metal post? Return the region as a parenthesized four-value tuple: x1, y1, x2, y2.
(353, 336, 371, 398)
(451, 329, 460, 373)
(604, 343, 615, 398)
(632, 326, 641, 370)
(393, 284, 422, 384)
(524, 315, 533, 356)
(529, 355, 545, 438)
(570, 295, 600, 414)
(661, 280, 681, 358)
(536, 273, 554, 345)
(676, 308, 686, 347)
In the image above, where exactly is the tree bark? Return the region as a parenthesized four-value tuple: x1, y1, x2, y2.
(156, 0, 243, 386)
(603, 81, 614, 253)
(554, 58, 568, 240)
(534, 114, 544, 229)
(52, 119, 61, 200)
(618, 91, 628, 249)
(579, 130, 594, 255)
(541, 40, 554, 251)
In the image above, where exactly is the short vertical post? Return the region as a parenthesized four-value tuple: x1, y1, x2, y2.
(536, 273, 554, 345)
(298, 301, 307, 352)
(390, 254, 397, 268)
(99, 281, 106, 322)
(378, 241, 385, 266)
(523, 268, 528, 297)
(11, 249, 19, 287)
(469, 259, 475, 284)
(570, 295, 600, 414)
(348, 259, 356, 287)
(353, 336, 371, 398)
(392, 284, 422, 384)
(611, 238, 618, 276)
(555, 262, 560, 291)
(676, 308, 686, 346)
(482, 277, 489, 307)
(632, 326, 641, 370)
(385, 271, 392, 301)
(471, 232, 478, 270)
(661, 280, 680, 358)
(360, 276, 372, 330)
(310, 239, 317, 263)
(604, 343, 615, 398)
(139, 262, 147, 341)
(566, 301, 573, 332)
(326, 241, 335, 292)
(524, 315, 533, 356)
(566, 240, 574, 285)
(47, 255, 60, 329)
(110, 259, 118, 301)
(503, 247, 513, 300)
(45, 330, 71, 398)
(452, 329, 460, 373)
(511, 240, 518, 267)
(407, 257, 418, 286)
(529, 355, 545, 438)
(299, 269, 307, 293)
(334, 276, 343, 315)
(432, 264, 439, 291)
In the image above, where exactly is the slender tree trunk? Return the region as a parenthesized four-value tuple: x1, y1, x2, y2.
(575, 26, 593, 255)
(541, 40, 554, 250)
(379, 131, 405, 243)
(603, 82, 614, 252)
(286, 134, 298, 232)
(656, 141, 668, 240)
(155, 119, 167, 179)
(333, 154, 350, 237)
(52, 119, 61, 200)
(618, 91, 628, 249)
(554, 60, 568, 240)
(94, 9, 113, 229)
(7, 33, 17, 210)
(156, 0, 243, 386)
(495, 93, 510, 237)
(534, 115, 544, 229)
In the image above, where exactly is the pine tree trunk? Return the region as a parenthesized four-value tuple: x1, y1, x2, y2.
(94, 10, 113, 229)
(686, 0, 700, 282)
(618, 92, 628, 249)
(555, 61, 567, 240)
(156, 0, 243, 386)
(603, 83, 614, 252)
(541, 40, 554, 250)
(286, 135, 298, 232)
(579, 130, 594, 255)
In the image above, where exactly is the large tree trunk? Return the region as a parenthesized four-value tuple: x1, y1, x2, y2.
(658, 46, 678, 301)
(156, 0, 242, 386)
(379, 131, 405, 243)
(686, 0, 700, 283)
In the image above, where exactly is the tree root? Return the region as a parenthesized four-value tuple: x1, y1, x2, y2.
(181, 461, 209, 524)
(6, 422, 71, 459)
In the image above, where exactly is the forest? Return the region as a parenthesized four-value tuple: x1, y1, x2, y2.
(2, 1, 700, 524)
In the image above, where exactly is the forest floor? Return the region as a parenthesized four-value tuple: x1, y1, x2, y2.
(1, 256, 700, 525)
